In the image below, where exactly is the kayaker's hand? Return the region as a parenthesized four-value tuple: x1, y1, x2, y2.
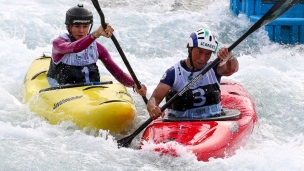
(217, 47, 232, 64)
(147, 105, 163, 120)
(133, 83, 147, 97)
(92, 23, 114, 38)
(217, 47, 238, 76)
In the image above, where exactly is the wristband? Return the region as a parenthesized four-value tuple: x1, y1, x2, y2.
(92, 32, 100, 39)
(132, 81, 141, 92)
(228, 56, 235, 61)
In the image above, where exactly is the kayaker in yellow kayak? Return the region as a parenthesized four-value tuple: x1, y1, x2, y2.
(147, 28, 239, 119)
(46, 4, 146, 96)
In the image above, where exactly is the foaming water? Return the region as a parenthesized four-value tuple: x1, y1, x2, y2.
(1, 0, 304, 170)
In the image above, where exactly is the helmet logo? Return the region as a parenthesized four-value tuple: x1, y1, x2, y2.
(73, 20, 91, 23)
(200, 42, 216, 50)
(205, 30, 209, 37)
(188, 28, 218, 52)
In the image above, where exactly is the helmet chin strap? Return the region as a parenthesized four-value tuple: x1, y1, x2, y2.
(66, 26, 75, 41)
(88, 24, 93, 34)
(188, 48, 195, 79)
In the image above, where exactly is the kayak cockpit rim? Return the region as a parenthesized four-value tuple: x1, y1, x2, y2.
(162, 108, 241, 122)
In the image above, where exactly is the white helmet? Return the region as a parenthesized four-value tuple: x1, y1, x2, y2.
(187, 28, 218, 52)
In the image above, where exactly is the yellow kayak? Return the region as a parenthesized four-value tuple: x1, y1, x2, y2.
(22, 54, 136, 134)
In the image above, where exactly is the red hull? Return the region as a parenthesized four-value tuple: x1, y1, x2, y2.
(140, 80, 258, 161)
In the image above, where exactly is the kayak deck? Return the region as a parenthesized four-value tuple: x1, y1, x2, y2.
(23, 56, 137, 134)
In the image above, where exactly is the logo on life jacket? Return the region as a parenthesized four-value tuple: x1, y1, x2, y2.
(76, 54, 82, 60)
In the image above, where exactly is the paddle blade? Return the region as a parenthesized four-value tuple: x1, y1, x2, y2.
(258, 0, 299, 26)
(117, 118, 153, 148)
(117, 136, 133, 148)
(228, 0, 299, 51)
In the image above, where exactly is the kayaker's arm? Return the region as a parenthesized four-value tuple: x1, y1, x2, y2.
(98, 46, 147, 96)
(96, 43, 134, 87)
(217, 57, 239, 76)
(216, 48, 239, 76)
(52, 35, 95, 63)
(52, 24, 113, 63)
(147, 82, 171, 120)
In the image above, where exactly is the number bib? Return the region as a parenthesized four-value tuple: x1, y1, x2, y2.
(54, 62, 100, 84)
(166, 61, 222, 118)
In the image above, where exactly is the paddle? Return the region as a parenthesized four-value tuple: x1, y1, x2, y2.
(91, 0, 148, 104)
(39, 81, 113, 93)
(117, 0, 299, 148)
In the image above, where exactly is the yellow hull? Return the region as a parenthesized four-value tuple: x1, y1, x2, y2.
(22, 56, 136, 134)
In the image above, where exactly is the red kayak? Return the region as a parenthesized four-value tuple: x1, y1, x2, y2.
(140, 80, 258, 161)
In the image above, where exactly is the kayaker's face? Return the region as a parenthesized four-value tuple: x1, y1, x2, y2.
(190, 47, 212, 70)
(70, 24, 90, 40)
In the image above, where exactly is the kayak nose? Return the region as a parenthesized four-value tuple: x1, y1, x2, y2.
(154, 145, 179, 158)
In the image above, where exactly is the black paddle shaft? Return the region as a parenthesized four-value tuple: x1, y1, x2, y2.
(91, 0, 148, 104)
(116, 0, 299, 148)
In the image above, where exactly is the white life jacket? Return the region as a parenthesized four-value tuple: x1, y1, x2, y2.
(166, 61, 222, 118)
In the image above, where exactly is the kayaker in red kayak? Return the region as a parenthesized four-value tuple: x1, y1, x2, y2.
(46, 4, 146, 96)
(147, 28, 238, 119)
